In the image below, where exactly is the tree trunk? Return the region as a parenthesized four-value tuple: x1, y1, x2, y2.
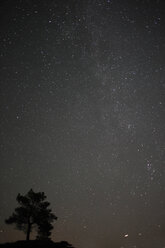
(26, 222, 31, 241)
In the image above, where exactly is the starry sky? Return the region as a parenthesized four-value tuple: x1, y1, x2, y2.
(0, 0, 165, 247)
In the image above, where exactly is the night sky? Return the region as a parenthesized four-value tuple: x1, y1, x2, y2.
(0, 0, 165, 247)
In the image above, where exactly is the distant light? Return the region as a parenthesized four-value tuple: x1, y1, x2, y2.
(124, 234, 128, 238)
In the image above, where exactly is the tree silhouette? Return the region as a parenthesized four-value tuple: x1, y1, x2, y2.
(5, 189, 57, 241)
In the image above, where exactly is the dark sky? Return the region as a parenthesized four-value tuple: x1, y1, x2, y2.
(0, 0, 165, 247)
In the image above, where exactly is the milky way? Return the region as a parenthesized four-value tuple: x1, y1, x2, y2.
(0, 1, 165, 248)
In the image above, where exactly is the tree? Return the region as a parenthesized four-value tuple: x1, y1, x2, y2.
(5, 189, 57, 241)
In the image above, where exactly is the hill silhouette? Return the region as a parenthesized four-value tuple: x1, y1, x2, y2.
(0, 240, 75, 248)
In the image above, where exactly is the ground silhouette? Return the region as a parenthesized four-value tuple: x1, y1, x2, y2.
(0, 240, 75, 248)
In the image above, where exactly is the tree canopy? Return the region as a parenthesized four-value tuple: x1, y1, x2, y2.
(5, 189, 57, 240)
